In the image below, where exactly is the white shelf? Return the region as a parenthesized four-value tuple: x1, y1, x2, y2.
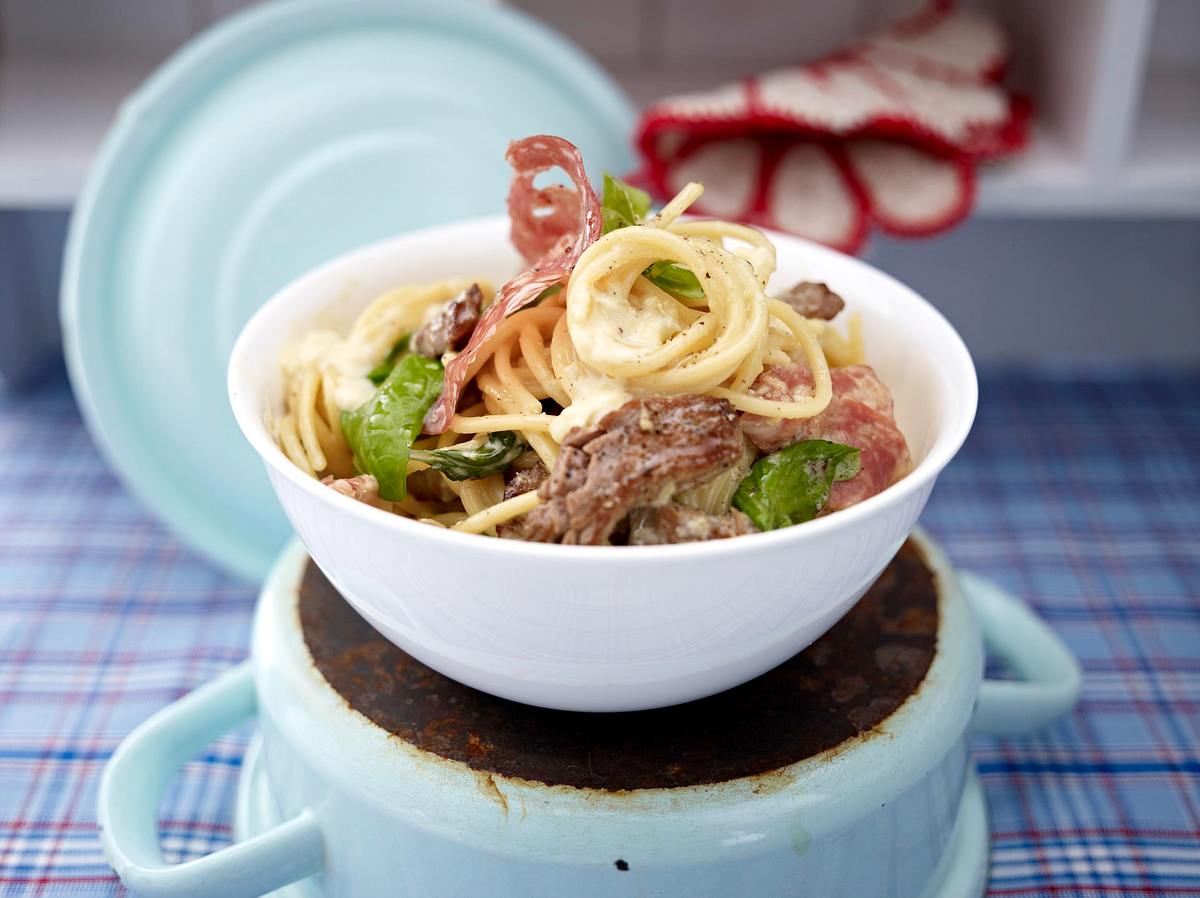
(1129, 69, 1200, 185)
(977, 126, 1200, 218)
(0, 54, 158, 206)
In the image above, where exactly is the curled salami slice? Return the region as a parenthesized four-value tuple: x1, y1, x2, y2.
(509, 135, 586, 264)
(424, 136, 601, 434)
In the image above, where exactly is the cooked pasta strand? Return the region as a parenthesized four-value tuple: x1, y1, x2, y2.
(453, 490, 540, 534)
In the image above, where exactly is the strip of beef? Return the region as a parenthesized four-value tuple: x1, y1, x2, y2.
(503, 460, 549, 500)
(741, 364, 911, 513)
(776, 281, 845, 320)
(628, 504, 757, 545)
(511, 396, 741, 545)
(410, 284, 483, 358)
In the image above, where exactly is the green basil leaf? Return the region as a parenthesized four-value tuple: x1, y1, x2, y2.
(410, 431, 527, 481)
(643, 261, 706, 300)
(601, 174, 705, 300)
(601, 173, 651, 234)
(367, 335, 411, 385)
(732, 440, 862, 531)
(341, 354, 443, 502)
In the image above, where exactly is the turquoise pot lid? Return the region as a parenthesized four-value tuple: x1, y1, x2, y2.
(61, 0, 636, 582)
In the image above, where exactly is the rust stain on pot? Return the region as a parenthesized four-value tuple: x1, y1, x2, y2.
(298, 541, 938, 794)
(749, 768, 796, 797)
(475, 771, 509, 815)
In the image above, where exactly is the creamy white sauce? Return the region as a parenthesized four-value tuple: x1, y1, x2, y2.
(570, 283, 691, 372)
(280, 330, 377, 411)
(549, 378, 631, 442)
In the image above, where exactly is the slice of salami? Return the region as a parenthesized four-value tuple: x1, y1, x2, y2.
(742, 364, 897, 450)
(424, 136, 601, 434)
(741, 364, 911, 512)
(508, 136, 595, 263)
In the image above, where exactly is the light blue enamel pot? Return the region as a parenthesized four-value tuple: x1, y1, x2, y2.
(98, 531, 1080, 898)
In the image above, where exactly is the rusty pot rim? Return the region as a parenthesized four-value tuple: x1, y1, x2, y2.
(250, 528, 981, 846)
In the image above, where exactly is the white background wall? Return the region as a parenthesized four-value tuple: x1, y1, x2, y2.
(0, 0, 1197, 383)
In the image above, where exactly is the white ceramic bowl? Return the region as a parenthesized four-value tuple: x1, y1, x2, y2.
(228, 216, 977, 711)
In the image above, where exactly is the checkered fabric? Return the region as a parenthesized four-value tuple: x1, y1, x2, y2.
(0, 367, 1197, 897)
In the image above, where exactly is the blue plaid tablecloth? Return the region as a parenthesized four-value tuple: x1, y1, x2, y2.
(0, 367, 1197, 897)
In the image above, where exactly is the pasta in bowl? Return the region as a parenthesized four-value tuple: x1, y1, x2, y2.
(229, 136, 976, 710)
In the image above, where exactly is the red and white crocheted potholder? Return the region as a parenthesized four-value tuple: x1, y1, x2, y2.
(634, 6, 1030, 253)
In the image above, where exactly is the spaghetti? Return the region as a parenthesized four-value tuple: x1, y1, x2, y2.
(274, 136, 908, 543)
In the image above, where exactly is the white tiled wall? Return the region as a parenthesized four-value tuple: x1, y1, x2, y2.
(0, 0, 922, 105)
(509, 0, 922, 105)
(8, 0, 1186, 183)
(0, 1, 187, 54)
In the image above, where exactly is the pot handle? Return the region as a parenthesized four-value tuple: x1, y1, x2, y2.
(962, 572, 1083, 736)
(98, 661, 323, 898)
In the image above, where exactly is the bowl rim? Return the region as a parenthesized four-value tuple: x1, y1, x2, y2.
(229, 214, 978, 564)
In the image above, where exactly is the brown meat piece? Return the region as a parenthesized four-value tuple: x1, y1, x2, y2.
(628, 504, 757, 545)
(503, 461, 549, 500)
(512, 396, 741, 545)
(776, 281, 845, 320)
(410, 284, 483, 358)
